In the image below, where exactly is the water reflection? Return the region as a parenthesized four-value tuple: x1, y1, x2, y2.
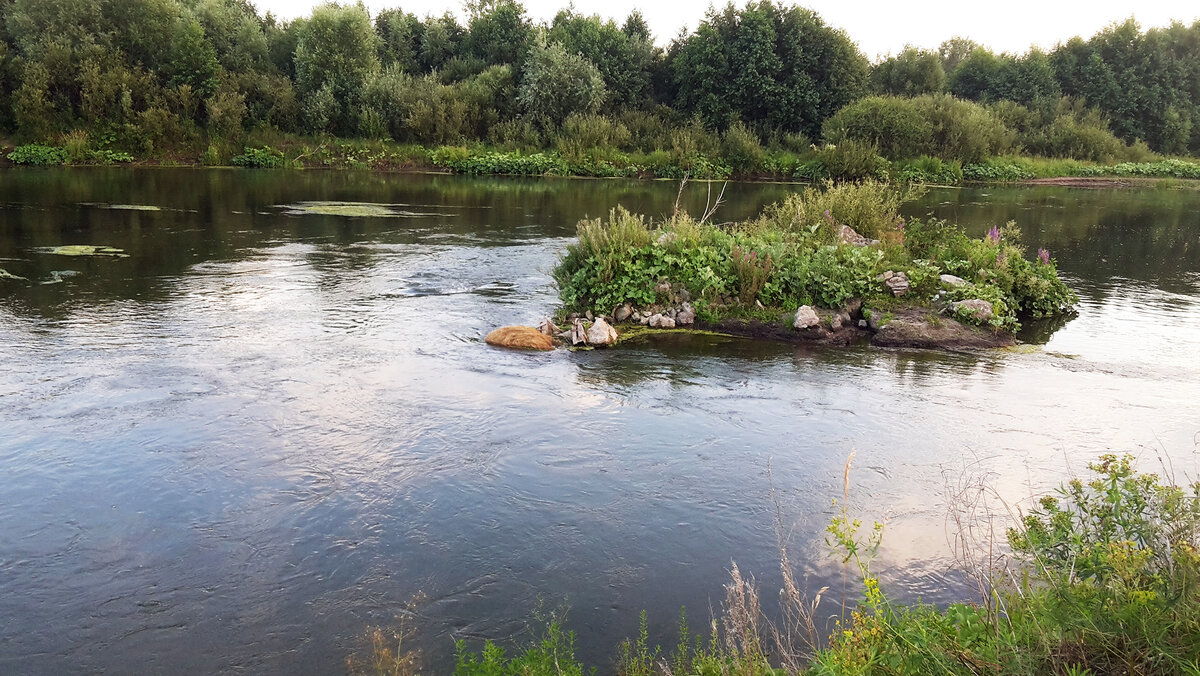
(1, 170, 1198, 673)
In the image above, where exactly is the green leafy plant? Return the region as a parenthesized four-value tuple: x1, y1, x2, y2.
(7, 144, 69, 166)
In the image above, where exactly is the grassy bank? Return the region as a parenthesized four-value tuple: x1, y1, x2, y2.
(351, 454, 1200, 675)
(552, 181, 1075, 337)
(5, 135, 1200, 186)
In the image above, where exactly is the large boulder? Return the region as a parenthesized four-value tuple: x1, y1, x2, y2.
(485, 326, 555, 351)
(585, 317, 619, 346)
(613, 304, 633, 323)
(793, 305, 820, 330)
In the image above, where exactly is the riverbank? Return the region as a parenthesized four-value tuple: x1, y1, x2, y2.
(5, 137, 1200, 187)
(353, 454, 1200, 675)
(525, 181, 1075, 353)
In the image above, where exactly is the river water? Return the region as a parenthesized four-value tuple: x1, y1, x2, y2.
(1, 169, 1197, 673)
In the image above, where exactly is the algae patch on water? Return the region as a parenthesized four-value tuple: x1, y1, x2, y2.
(282, 201, 451, 218)
(0, 267, 28, 281)
(80, 202, 163, 212)
(35, 245, 129, 258)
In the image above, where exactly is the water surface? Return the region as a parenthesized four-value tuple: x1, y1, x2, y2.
(1, 170, 1198, 673)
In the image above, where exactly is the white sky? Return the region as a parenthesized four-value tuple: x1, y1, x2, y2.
(254, 0, 1200, 61)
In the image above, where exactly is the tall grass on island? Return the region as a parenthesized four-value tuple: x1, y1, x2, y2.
(553, 181, 1076, 333)
(350, 454, 1200, 675)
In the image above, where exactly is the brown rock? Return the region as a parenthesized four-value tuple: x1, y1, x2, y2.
(485, 326, 555, 351)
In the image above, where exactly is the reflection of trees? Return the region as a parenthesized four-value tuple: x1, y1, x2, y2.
(906, 186, 1200, 302)
(0, 169, 795, 320)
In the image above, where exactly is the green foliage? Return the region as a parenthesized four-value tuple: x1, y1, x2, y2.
(294, 2, 379, 134)
(720, 121, 765, 173)
(811, 141, 889, 182)
(554, 182, 1073, 332)
(870, 47, 946, 97)
(231, 145, 286, 168)
(891, 156, 962, 184)
(7, 144, 69, 165)
(518, 36, 607, 127)
(454, 615, 589, 676)
(670, 2, 868, 138)
(962, 159, 1036, 181)
(823, 94, 1012, 162)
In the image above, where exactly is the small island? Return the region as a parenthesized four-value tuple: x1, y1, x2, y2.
(491, 181, 1077, 352)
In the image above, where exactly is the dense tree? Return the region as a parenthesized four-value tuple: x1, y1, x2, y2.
(375, 8, 421, 73)
(463, 0, 532, 68)
(517, 35, 606, 126)
(549, 10, 655, 110)
(293, 2, 378, 133)
(670, 2, 867, 137)
(949, 47, 1059, 108)
(871, 47, 945, 97)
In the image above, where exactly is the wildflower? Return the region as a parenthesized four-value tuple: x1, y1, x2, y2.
(824, 209, 834, 224)
(1038, 248, 1051, 265)
(895, 217, 905, 230)
(986, 226, 1001, 243)
(996, 252, 1007, 268)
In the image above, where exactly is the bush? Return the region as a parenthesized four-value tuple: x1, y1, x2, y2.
(231, 145, 287, 168)
(909, 93, 1014, 162)
(720, 121, 765, 173)
(812, 141, 890, 182)
(822, 96, 931, 160)
(7, 143, 69, 165)
(891, 156, 963, 184)
(554, 113, 632, 160)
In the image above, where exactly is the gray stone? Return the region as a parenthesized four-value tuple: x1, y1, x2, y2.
(676, 288, 691, 302)
(537, 317, 560, 336)
(838, 224, 879, 247)
(949, 299, 995, 321)
(879, 270, 910, 297)
(654, 280, 672, 295)
(939, 274, 968, 287)
(676, 302, 695, 325)
(586, 317, 619, 346)
(858, 319, 868, 328)
(793, 305, 820, 330)
(585, 310, 594, 321)
(614, 304, 633, 322)
(570, 318, 589, 346)
(830, 313, 843, 331)
(648, 313, 676, 329)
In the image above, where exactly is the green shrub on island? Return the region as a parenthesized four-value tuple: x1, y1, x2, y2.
(554, 181, 1076, 331)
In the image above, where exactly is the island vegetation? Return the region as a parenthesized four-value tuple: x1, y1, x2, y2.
(350, 454, 1200, 675)
(548, 181, 1076, 350)
(1, 0, 1200, 183)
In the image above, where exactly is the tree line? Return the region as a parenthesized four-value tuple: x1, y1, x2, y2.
(0, 0, 1197, 162)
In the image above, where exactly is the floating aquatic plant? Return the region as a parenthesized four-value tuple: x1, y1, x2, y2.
(35, 245, 129, 257)
(282, 201, 450, 218)
(0, 267, 28, 281)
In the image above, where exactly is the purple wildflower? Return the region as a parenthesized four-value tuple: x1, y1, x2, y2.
(895, 217, 905, 230)
(986, 226, 1001, 243)
(824, 209, 834, 224)
(996, 252, 1007, 268)
(1037, 248, 1051, 265)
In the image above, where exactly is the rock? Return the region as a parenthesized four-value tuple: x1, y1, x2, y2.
(755, 299, 764, 309)
(648, 313, 676, 329)
(676, 302, 695, 326)
(638, 314, 650, 325)
(676, 288, 691, 302)
(843, 297, 864, 318)
(939, 274, 968, 287)
(949, 299, 995, 321)
(870, 307, 1015, 349)
(656, 231, 678, 246)
(485, 326, 555, 351)
(537, 317, 560, 336)
(858, 319, 868, 328)
(864, 308, 890, 331)
(793, 305, 820, 330)
(654, 280, 672, 295)
(614, 304, 633, 322)
(878, 270, 910, 297)
(838, 224, 879, 247)
(585, 310, 594, 321)
(830, 313, 843, 331)
(585, 317, 619, 346)
(570, 318, 589, 346)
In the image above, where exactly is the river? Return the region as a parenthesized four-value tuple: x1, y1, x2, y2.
(1, 169, 1197, 673)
